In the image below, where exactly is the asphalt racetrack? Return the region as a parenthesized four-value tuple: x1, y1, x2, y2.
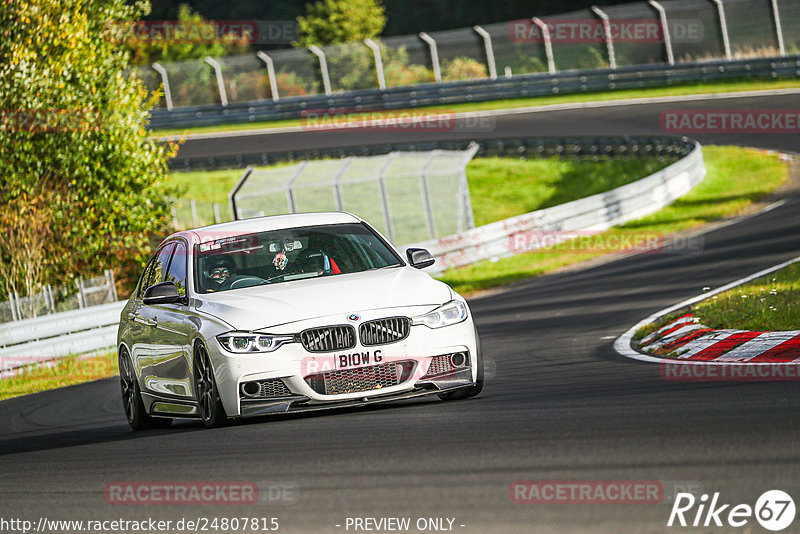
(1, 91, 800, 533)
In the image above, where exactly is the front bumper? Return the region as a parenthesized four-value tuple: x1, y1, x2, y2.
(208, 312, 479, 418)
(238, 377, 473, 418)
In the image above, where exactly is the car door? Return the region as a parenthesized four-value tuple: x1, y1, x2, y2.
(131, 242, 175, 394)
(144, 240, 195, 399)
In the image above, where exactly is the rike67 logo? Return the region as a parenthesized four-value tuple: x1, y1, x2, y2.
(668, 490, 796, 531)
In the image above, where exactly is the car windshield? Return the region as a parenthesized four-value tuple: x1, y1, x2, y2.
(194, 222, 404, 293)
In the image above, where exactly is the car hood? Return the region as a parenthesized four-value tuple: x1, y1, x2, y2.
(196, 267, 452, 331)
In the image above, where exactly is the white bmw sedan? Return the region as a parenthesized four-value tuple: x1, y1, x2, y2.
(117, 212, 482, 429)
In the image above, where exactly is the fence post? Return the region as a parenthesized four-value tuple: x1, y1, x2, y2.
(151, 63, 174, 111)
(419, 152, 439, 239)
(256, 51, 280, 101)
(170, 204, 179, 228)
(43, 285, 50, 313)
(771, 0, 786, 56)
(213, 202, 222, 224)
(75, 279, 86, 309)
(377, 153, 399, 243)
(8, 292, 19, 322)
(106, 269, 118, 302)
(332, 158, 353, 211)
(532, 18, 557, 74)
(459, 142, 479, 230)
(648, 0, 675, 65)
(286, 161, 309, 214)
(419, 32, 442, 83)
(591, 6, 617, 69)
(204, 57, 229, 106)
(710, 0, 732, 60)
(308, 45, 332, 95)
(15, 291, 22, 320)
(229, 167, 253, 220)
(364, 39, 387, 90)
(473, 26, 497, 80)
(44, 284, 55, 313)
(190, 198, 199, 227)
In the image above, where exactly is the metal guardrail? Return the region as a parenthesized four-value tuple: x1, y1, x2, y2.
(152, 55, 800, 131)
(172, 133, 690, 171)
(403, 138, 705, 274)
(0, 301, 125, 372)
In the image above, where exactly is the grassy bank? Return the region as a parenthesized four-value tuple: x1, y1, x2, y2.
(153, 78, 800, 137)
(0, 351, 118, 401)
(440, 146, 788, 295)
(693, 262, 800, 331)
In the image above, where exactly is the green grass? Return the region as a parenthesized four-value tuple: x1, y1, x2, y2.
(693, 262, 800, 331)
(439, 146, 788, 295)
(168, 168, 246, 203)
(0, 351, 118, 401)
(468, 158, 668, 226)
(153, 77, 800, 137)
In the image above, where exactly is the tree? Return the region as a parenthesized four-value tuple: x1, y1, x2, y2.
(129, 4, 250, 66)
(296, 0, 386, 47)
(0, 0, 178, 300)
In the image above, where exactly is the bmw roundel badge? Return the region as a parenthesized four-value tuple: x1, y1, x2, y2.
(347, 314, 360, 322)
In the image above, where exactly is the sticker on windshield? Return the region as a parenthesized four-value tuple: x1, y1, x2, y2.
(199, 242, 221, 252)
(273, 252, 288, 271)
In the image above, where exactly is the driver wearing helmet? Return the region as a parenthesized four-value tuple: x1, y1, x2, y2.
(204, 255, 236, 292)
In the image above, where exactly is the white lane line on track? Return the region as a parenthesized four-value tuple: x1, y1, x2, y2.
(155, 87, 800, 142)
(613, 253, 800, 364)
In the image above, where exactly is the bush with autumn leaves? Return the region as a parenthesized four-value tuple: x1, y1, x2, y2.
(0, 0, 177, 300)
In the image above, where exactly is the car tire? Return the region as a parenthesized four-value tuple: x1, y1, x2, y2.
(119, 349, 172, 430)
(438, 328, 484, 401)
(193, 342, 228, 428)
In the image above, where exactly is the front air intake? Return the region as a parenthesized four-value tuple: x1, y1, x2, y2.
(359, 317, 410, 346)
(299, 325, 356, 353)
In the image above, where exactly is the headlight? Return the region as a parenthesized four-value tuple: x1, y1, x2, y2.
(216, 332, 294, 353)
(413, 300, 469, 329)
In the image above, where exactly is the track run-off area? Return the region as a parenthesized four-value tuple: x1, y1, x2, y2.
(2, 90, 800, 533)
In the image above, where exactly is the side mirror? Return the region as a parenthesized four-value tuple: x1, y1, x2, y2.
(143, 281, 183, 305)
(406, 248, 435, 269)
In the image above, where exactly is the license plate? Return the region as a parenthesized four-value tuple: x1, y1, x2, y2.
(335, 349, 385, 369)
